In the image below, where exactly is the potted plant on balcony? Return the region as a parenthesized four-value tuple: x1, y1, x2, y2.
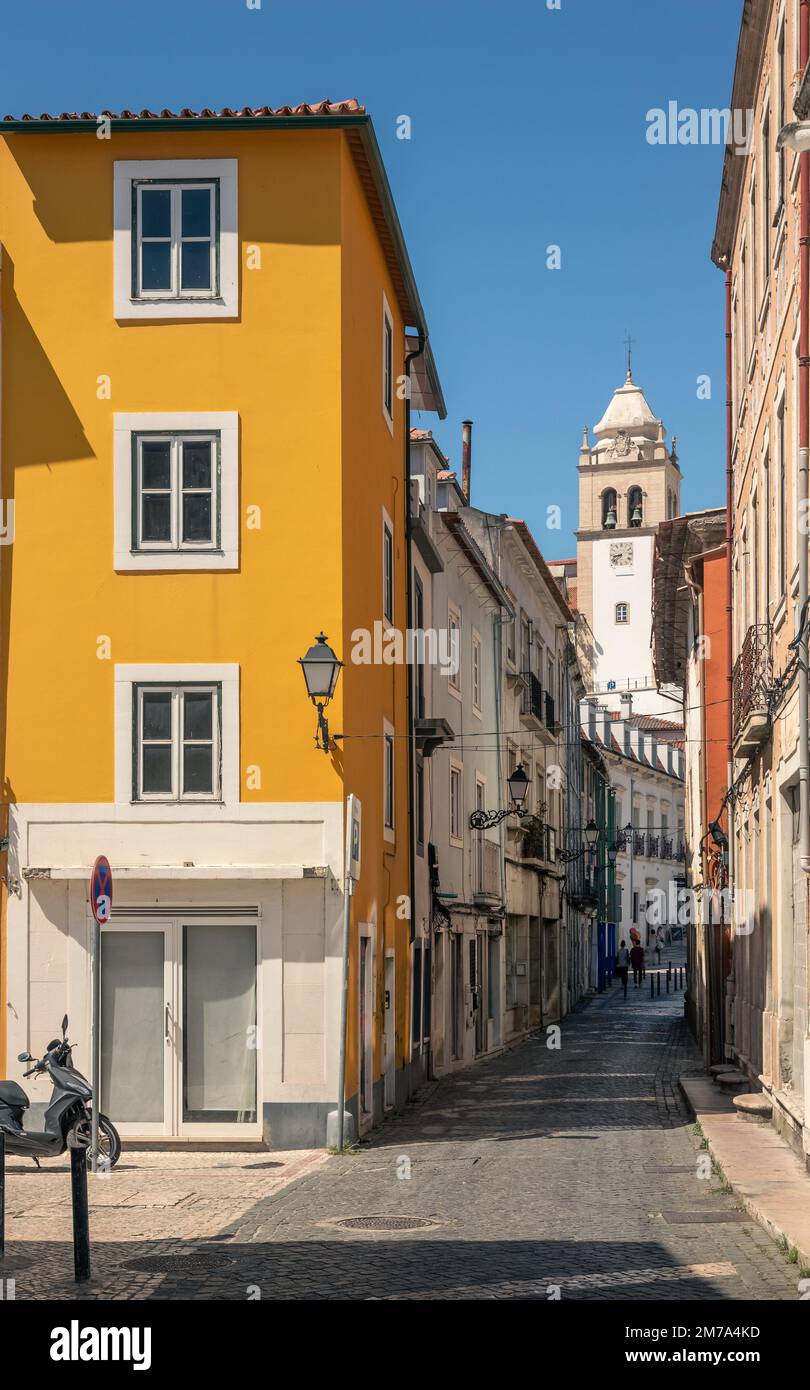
(522, 816, 547, 862)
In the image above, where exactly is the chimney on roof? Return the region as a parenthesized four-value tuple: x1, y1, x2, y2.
(620, 692, 633, 717)
(461, 420, 472, 503)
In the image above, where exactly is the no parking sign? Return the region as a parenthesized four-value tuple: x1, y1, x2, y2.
(90, 855, 113, 925)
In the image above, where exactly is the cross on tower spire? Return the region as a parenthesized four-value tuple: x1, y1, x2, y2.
(624, 330, 635, 381)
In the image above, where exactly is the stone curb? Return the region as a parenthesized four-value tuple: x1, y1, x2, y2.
(679, 1074, 810, 1273)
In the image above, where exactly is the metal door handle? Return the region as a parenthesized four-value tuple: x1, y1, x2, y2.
(165, 1004, 170, 1042)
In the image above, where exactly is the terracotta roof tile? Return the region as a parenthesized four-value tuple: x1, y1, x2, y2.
(3, 99, 364, 123)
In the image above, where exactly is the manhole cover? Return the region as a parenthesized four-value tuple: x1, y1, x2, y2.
(121, 1252, 236, 1273)
(660, 1211, 749, 1224)
(334, 1215, 438, 1232)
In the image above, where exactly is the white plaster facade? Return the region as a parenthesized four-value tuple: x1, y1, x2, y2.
(409, 435, 508, 1077)
(5, 799, 345, 1147)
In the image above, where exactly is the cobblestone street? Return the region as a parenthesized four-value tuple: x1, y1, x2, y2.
(2, 955, 802, 1301)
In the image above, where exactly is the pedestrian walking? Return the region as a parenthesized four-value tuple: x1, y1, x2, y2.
(615, 940, 631, 998)
(653, 930, 663, 967)
(630, 941, 644, 988)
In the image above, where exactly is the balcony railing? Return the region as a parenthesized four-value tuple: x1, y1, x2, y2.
(476, 838, 501, 899)
(732, 623, 772, 751)
(544, 691, 556, 731)
(661, 837, 673, 860)
(634, 831, 646, 856)
(521, 671, 544, 723)
(646, 834, 659, 859)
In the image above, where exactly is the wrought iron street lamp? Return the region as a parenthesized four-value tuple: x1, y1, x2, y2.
(298, 632, 343, 753)
(583, 818, 600, 852)
(469, 762, 534, 829)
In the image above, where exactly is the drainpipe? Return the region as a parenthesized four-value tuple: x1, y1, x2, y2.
(800, 0, 810, 876)
(722, 264, 734, 1064)
(724, 268, 734, 861)
(404, 332, 425, 943)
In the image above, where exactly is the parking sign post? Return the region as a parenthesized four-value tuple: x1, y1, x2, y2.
(89, 857, 112, 1175)
(336, 796, 361, 1153)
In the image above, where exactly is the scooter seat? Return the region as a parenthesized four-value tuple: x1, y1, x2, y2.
(0, 1080, 29, 1108)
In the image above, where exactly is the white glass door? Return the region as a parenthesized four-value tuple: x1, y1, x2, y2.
(178, 922, 259, 1137)
(100, 924, 173, 1136)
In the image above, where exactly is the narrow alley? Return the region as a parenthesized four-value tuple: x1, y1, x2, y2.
(7, 947, 800, 1301)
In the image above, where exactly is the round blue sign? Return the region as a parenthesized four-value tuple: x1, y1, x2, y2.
(91, 855, 113, 925)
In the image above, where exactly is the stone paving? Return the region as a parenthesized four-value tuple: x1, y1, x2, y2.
(1, 949, 803, 1300)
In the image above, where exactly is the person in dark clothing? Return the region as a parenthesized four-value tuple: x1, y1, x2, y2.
(615, 940, 631, 998)
(630, 941, 644, 988)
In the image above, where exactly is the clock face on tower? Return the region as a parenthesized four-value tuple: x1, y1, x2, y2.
(609, 542, 633, 569)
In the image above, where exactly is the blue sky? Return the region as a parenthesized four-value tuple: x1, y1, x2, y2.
(0, 0, 740, 558)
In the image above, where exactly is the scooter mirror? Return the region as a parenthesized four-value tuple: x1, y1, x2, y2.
(61, 1014, 68, 1036)
(17, 1051, 32, 1062)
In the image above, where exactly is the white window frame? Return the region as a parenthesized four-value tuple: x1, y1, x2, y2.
(114, 159, 238, 320)
(135, 683, 220, 803)
(449, 761, 464, 847)
(383, 718, 396, 843)
(114, 412, 239, 571)
(381, 292, 395, 434)
(472, 629, 482, 715)
(615, 603, 629, 624)
(134, 432, 218, 552)
(382, 508, 395, 626)
(115, 663, 240, 807)
(776, 376, 788, 597)
(134, 180, 217, 302)
(448, 602, 462, 696)
(475, 777, 486, 889)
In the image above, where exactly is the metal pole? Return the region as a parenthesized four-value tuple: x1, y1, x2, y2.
(628, 778, 635, 940)
(70, 1146, 90, 1283)
(90, 917, 100, 1174)
(336, 874, 353, 1153)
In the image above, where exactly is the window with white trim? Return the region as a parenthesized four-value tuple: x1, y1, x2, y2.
(383, 515, 394, 624)
(448, 604, 461, 693)
(114, 412, 238, 571)
(382, 295, 394, 427)
(114, 159, 238, 320)
(450, 764, 463, 845)
(135, 684, 220, 801)
(615, 603, 629, 624)
(472, 630, 482, 713)
(134, 433, 218, 551)
(383, 722, 395, 837)
(135, 181, 217, 300)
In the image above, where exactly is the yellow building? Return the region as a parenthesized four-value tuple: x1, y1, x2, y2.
(0, 99, 444, 1147)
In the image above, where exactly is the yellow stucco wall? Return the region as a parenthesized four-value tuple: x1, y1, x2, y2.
(339, 137, 411, 1093)
(0, 124, 412, 1100)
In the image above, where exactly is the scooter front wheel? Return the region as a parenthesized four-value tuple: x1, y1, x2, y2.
(69, 1114, 122, 1168)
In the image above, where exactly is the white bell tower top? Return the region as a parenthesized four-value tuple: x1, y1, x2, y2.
(575, 370, 682, 714)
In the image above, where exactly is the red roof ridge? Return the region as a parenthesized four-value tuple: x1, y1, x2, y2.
(4, 99, 365, 123)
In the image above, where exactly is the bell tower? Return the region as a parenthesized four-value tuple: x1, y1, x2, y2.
(575, 370, 682, 714)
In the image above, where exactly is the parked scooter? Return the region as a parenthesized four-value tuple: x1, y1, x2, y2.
(0, 1014, 121, 1167)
